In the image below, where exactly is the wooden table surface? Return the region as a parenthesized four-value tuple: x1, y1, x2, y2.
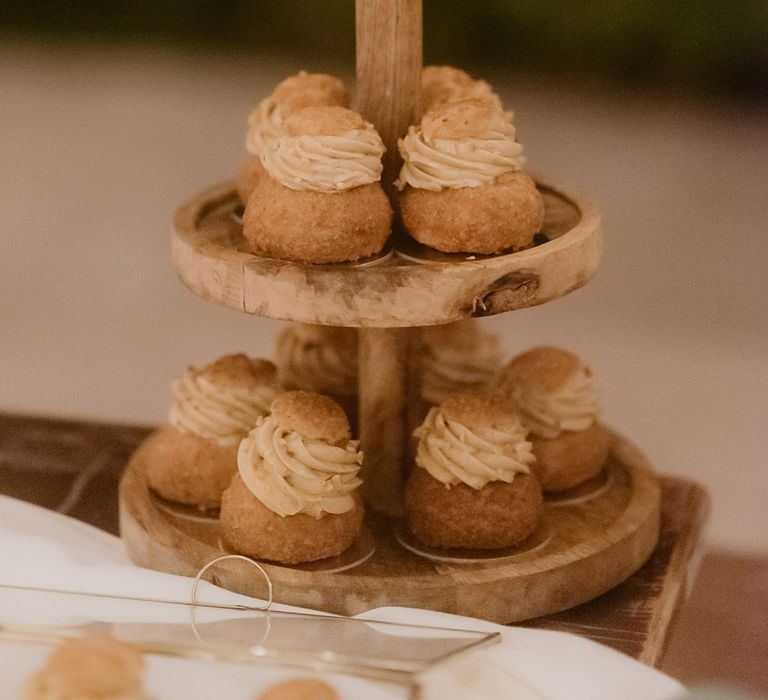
(0, 411, 710, 667)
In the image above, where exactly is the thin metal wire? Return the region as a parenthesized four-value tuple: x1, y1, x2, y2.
(189, 604, 272, 647)
(191, 554, 273, 611)
(0, 584, 263, 612)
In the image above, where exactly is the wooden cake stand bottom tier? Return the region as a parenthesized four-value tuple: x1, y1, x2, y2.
(119, 430, 660, 624)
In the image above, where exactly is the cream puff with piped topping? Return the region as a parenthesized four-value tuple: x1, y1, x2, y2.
(244, 106, 393, 264)
(23, 635, 149, 700)
(144, 353, 279, 509)
(405, 393, 543, 549)
(499, 346, 612, 492)
(396, 99, 544, 254)
(220, 391, 364, 564)
(420, 320, 501, 406)
(238, 71, 350, 205)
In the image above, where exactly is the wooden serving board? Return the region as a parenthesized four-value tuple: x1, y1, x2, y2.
(119, 430, 660, 624)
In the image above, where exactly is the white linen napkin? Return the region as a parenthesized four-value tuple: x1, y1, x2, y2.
(0, 495, 685, 700)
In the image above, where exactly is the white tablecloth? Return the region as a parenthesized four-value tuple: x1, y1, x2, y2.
(0, 495, 685, 700)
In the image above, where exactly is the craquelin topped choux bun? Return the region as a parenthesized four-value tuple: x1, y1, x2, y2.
(499, 346, 612, 492)
(23, 635, 149, 700)
(238, 71, 350, 204)
(420, 320, 501, 406)
(144, 353, 279, 509)
(422, 65, 501, 112)
(396, 99, 544, 254)
(243, 105, 393, 264)
(405, 392, 543, 549)
(220, 391, 364, 564)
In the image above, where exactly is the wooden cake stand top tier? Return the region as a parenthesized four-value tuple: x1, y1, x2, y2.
(172, 179, 602, 328)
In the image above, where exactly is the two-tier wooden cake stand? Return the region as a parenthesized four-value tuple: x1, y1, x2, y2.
(119, 0, 661, 623)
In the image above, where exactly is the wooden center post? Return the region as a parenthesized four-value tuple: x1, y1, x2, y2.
(355, 0, 422, 517)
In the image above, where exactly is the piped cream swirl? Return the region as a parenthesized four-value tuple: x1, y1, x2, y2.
(422, 335, 501, 405)
(414, 407, 534, 489)
(245, 96, 285, 155)
(395, 119, 525, 192)
(261, 126, 385, 192)
(511, 367, 601, 439)
(238, 415, 362, 518)
(169, 373, 276, 446)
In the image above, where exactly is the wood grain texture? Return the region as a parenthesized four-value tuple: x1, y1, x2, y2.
(0, 412, 151, 533)
(358, 328, 421, 517)
(171, 180, 602, 327)
(0, 412, 710, 663)
(522, 475, 710, 665)
(355, 0, 422, 185)
(119, 429, 661, 624)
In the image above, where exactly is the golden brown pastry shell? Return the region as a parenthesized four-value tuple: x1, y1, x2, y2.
(220, 474, 364, 564)
(243, 178, 392, 264)
(143, 425, 238, 509)
(531, 423, 612, 492)
(399, 170, 544, 254)
(405, 468, 543, 549)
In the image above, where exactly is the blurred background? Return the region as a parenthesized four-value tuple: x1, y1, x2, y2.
(1, 2, 767, 692)
(2, 0, 767, 95)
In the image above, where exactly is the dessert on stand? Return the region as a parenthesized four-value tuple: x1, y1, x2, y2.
(119, 0, 661, 623)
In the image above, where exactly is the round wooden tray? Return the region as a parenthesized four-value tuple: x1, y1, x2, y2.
(119, 429, 660, 624)
(172, 178, 602, 327)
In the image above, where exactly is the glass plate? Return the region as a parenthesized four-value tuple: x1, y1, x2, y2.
(0, 586, 499, 686)
(394, 521, 552, 565)
(544, 463, 616, 508)
(148, 490, 376, 574)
